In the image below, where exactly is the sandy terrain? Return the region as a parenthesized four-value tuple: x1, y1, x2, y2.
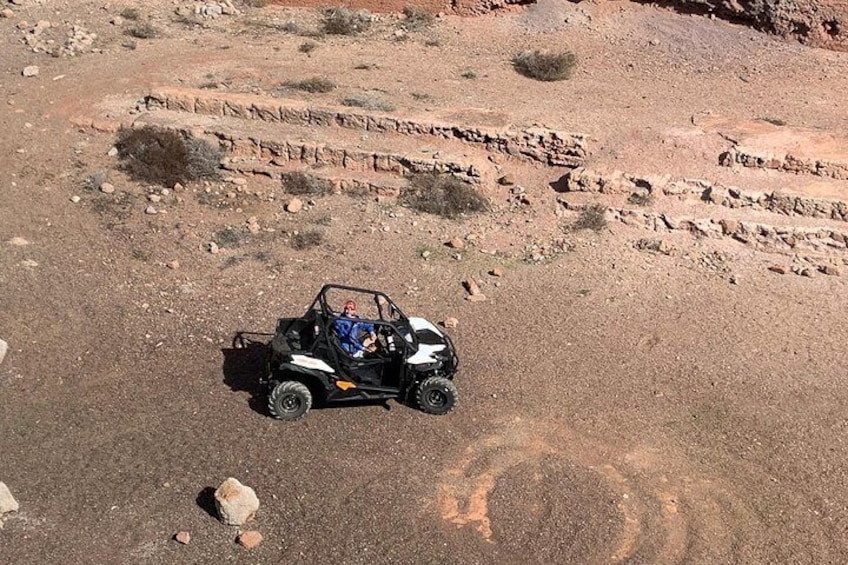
(2, 0, 848, 563)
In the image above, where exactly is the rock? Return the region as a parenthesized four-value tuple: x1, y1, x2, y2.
(8, 237, 29, 246)
(232, 178, 248, 186)
(498, 174, 515, 186)
(174, 531, 191, 545)
(99, 182, 115, 194)
(443, 317, 458, 329)
(421, 250, 431, 259)
(148, 194, 162, 203)
(768, 265, 789, 274)
(173, 182, 184, 192)
(107, 146, 118, 157)
(489, 267, 504, 277)
(70, 195, 81, 203)
(1, 9, 15, 19)
(247, 217, 261, 234)
(0, 482, 19, 516)
(22, 66, 39, 77)
(208, 242, 220, 254)
(0, 339, 7, 366)
(145, 205, 157, 215)
(214, 478, 259, 526)
(466, 294, 487, 302)
(237, 530, 263, 549)
(166, 260, 180, 270)
(463, 277, 482, 296)
(819, 265, 841, 276)
(286, 198, 303, 214)
(446, 237, 464, 250)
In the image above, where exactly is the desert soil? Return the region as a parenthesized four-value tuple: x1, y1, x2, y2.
(2, 0, 848, 563)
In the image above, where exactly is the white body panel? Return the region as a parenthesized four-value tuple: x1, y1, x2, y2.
(291, 354, 335, 374)
(406, 343, 446, 365)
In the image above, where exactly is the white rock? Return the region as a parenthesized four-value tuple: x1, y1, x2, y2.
(145, 205, 157, 215)
(0, 339, 7, 365)
(107, 146, 118, 157)
(8, 237, 29, 246)
(0, 482, 19, 516)
(214, 478, 259, 526)
(99, 182, 115, 194)
(22, 65, 39, 77)
(148, 194, 162, 203)
(70, 195, 81, 203)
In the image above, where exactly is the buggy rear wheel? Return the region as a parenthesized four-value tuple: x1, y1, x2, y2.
(416, 376, 458, 415)
(269, 381, 312, 421)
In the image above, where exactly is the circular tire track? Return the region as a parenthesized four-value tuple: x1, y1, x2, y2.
(435, 417, 819, 563)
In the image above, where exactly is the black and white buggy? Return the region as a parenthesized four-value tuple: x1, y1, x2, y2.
(235, 285, 459, 421)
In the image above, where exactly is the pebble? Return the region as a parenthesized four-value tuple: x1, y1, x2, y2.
(145, 205, 157, 215)
(148, 194, 162, 203)
(167, 260, 180, 270)
(286, 198, 303, 213)
(490, 267, 504, 277)
(22, 66, 39, 77)
(174, 531, 190, 545)
(447, 237, 464, 250)
(443, 317, 458, 329)
(237, 531, 263, 549)
(107, 147, 118, 157)
(0, 9, 14, 19)
(99, 182, 115, 194)
(208, 242, 220, 254)
(70, 195, 81, 203)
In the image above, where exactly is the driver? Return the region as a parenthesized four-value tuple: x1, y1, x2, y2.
(333, 300, 377, 358)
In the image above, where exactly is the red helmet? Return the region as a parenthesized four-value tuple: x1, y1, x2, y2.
(343, 300, 357, 311)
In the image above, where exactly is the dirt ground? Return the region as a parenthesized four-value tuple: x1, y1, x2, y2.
(2, 0, 848, 563)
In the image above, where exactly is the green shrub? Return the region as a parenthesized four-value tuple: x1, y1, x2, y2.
(321, 7, 371, 35)
(401, 174, 488, 219)
(284, 77, 336, 93)
(115, 126, 221, 187)
(513, 49, 576, 81)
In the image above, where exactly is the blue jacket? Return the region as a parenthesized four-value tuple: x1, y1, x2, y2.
(333, 316, 375, 355)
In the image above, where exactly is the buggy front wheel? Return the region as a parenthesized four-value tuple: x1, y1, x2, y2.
(416, 377, 458, 415)
(269, 381, 312, 421)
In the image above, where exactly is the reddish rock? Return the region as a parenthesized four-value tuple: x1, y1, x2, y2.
(466, 294, 487, 302)
(174, 531, 191, 545)
(463, 278, 482, 296)
(447, 238, 465, 250)
(489, 267, 504, 277)
(443, 317, 459, 329)
(768, 265, 789, 274)
(237, 531, 263, 549)
(819, 265, 841, 276)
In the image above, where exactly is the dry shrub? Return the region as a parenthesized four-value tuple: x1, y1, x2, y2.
(321, 7, 371, 35)
(115, 126, 221, 187)
(342, 94, 394, 112)
(401, 174, 488, 219)
(627, 191, 654, 206)
(298, 41, 318, 53)
(242, 0, 271, 7)
(281, 172, 333, 196)
(120, 8, 140, 21)
(402, 6, 434, 31)
(214, 227, 245, 249)
(124, 23, 158, 39)
(284, 77, 336, 93)
(571, 204, 607, 232)
(513, 49, 576, 81)
(291, 230, 324, 250)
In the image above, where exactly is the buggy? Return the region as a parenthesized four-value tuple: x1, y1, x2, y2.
(235, 285, 459, 421)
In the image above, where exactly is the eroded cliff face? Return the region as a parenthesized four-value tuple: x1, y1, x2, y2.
(649, 0, 847, 51)
(272, 0, 847, 51)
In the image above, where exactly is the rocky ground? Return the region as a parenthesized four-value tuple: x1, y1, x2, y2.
(2, 0, 848, 563)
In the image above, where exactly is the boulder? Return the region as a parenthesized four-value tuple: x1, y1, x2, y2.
(214, 478, 259, 526)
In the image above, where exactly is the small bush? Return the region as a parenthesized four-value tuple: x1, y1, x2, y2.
(125, 23, 158, 39)
(243, 0, 271, 7)
(298, 41, 318, 53)
(402, 6, 434, 31)
(460, 69, 478, 79)
(291, 229, 324, 250)
(120, 8, 140, 21)
(424, 38, 441, 47)
(571, 204, 607, 232)
(115, 126, 222, 187)
(321, 7, 372, 35)
(513, 49, 577, 81)
(342, 95, 394, 112)
(214, 227, 245, 249)
(281, 172, 333, 196)
(627, 191, 653, 206)
(284, 77, 336, 93)
(401, 174, 489, 219)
